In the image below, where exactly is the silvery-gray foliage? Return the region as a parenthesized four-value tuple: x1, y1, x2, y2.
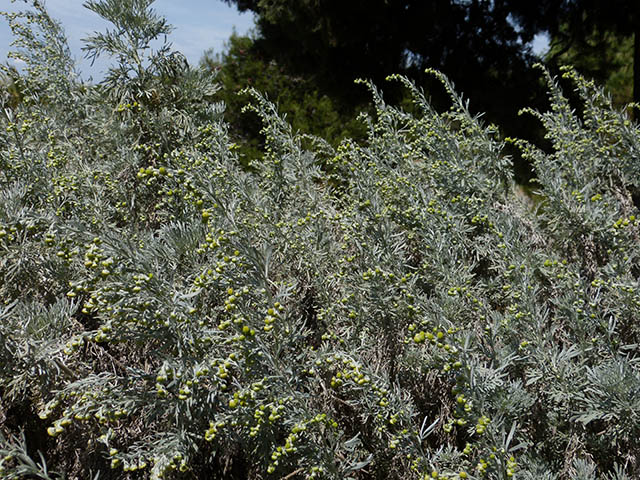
(1, 1, 639, 479)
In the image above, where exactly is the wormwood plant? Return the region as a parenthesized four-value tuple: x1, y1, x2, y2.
(1, 1, 640, 479)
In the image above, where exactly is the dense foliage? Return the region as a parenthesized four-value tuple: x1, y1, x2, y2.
(1, 1, 640, 479)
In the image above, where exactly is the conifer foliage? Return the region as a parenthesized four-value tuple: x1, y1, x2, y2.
(1, 1, 639, 479)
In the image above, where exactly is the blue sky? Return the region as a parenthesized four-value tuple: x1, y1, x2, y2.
(0, 0, 255, 80)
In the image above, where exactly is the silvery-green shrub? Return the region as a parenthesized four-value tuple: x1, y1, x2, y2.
(1, 1, 639, 479)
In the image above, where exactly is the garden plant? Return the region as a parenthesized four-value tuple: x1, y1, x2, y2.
(1, 1, 639, 479)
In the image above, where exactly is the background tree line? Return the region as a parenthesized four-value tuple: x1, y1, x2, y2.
(205, 0, 639, 183)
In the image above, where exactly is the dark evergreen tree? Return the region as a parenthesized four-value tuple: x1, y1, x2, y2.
(220, 0, 640, 178)
(220, 1, 549, 135)
(506, 0, 639, 105)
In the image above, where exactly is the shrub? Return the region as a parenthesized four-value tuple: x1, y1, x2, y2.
(1, 1, 639, 479)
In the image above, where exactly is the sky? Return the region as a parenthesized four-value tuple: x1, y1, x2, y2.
(0, 0, 255, 81)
